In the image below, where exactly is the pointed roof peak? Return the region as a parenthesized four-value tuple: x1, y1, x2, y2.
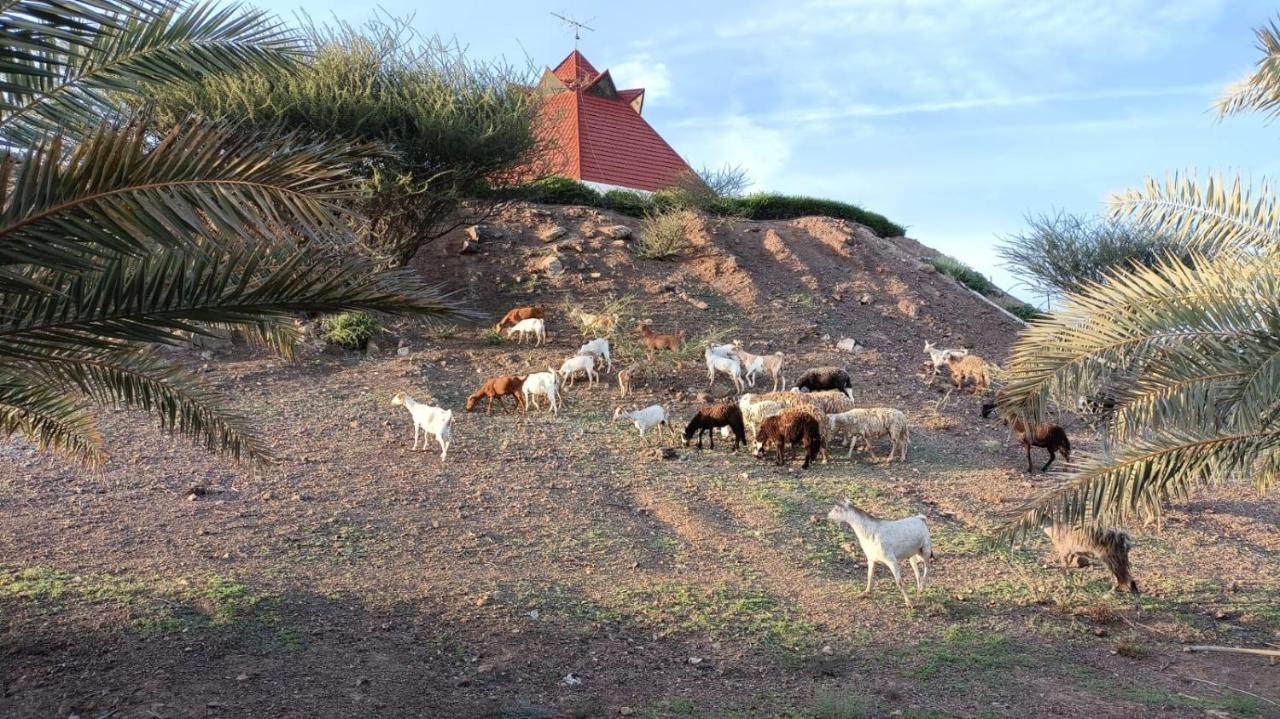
(552, 49, 600, 88)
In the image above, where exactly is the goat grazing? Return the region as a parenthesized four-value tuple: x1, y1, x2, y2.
(732, 342, 785, 391)
(578, 338, 612, 372)
(682, 403, 747, 451)
(738, 394, 785, 436)
(753, 409, 822, 469)
(568, 308, 617, 336)
(505, 317, 546, 346)
(827, 498, 932, 608)
(521, 370, 560, 415)
(557, 354, 599, 388)
(1045, 524, 1139, 594)
(637, 323, 684, 363)
(465, 375, 527, 415)
(705, 346, 745, 393)
(946, 354, 994, 393)
(794, 366, 854, 398)
(613, 405, 674, 445)
(495, 305, 544, 333)
(390, 393, 453, 461)
(923, 341, 968, 379)
(828, 408, 909, 462)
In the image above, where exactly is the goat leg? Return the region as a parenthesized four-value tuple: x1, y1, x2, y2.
(1042, 449, 1055, 472)
(1026, 443, 1035, 473)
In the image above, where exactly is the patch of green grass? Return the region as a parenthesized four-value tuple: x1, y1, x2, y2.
(1098, 682, 1268, 718)
(786, 291, 817, 310)
(612, 582, 813, 649)
(916, 626, 1020, 679)
(803, 689, 872, 719)
(481, 327, 505, 345)
(646, 698, 704, 718)
(925, 255, 994, 294)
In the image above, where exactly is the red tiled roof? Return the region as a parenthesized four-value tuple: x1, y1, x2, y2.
(523, 51, 694, 193)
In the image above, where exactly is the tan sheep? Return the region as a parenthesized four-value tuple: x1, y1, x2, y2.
(828, 408, 909, 462)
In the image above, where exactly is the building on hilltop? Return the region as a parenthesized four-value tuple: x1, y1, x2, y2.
(520, 50, 696, 194)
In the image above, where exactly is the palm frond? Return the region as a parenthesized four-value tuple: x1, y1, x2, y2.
(0, 239, 471, 358)
(1215, 18, 1280, 120)
(1109, 171, 1280, 256)
(12, 347, 266, 460)
(0, 372, 103, 465)
(0, 121, 369, 272)
(1, 1, 304, 144)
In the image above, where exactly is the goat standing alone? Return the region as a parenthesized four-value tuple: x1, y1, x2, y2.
(827, 498, 932, 608)
(390, 392, 452, 461)
(637, 323, 684, 364)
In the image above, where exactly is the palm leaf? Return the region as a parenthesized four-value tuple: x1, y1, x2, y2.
(1215, 18, 1280, 121)
(1109, 171, 1280, 255)
(1, 1, 303, 144)
(0, 371, 103, 465)
(0, 120, 370, 272)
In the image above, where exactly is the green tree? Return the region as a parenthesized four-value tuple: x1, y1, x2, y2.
(998, 19, 1280, 534)
(142, 14, 542, 266)
(0, 1, 462, 467)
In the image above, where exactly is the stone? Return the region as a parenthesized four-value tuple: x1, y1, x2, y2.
(538, 255, 564, 276)
(654, 447, 679, 460)
(859, 293, 873, 305)
(600, 224, 632, 240)
(537, 225, 567, 242)
(836, 337, 860, 353)
(366, 340, 381, 355)
(397, 346, 410, 358)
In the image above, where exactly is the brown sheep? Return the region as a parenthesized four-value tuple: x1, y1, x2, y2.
(465, 375, 527, 415)
(637, 323, 685, 363)
(683, 403, 747, 451)
(753, 408, 823, 469)
(946, 353, 994, 393)
(495, 305, 545, 333)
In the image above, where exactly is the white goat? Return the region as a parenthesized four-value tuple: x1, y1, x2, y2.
(827, 408, 909, 462)
(827, 498, 932, 608)
(738, 393, 785, 436)
(390, 392, 452, 461)
(506, 317, 546, 346)
(578, 338, 612, 372)
(612, 404, 673, 445)
(732, 342, 785, 391)
(521, 369, 560, 415)
(707, 343, 737, 358)
(558, 354, 599, 388)
(923, 341, 968, 378)
(705, 347, 744, 393)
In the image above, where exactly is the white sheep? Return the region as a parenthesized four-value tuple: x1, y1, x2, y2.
(521, 369, 560, 415)
(506, 317, 546, 345)
(827, 408, 909, 462)
(738, 393, 785, 436)
(578, 338, 612, 372)
(558, 354, 599, 388)
(704, 346, 744, 393)
(827, 498, 932, 608)
(612, 404, 673, 445)
(390, 392, 452, 461)
(731, 342, 785, 391)
(923, 341, 968, 378)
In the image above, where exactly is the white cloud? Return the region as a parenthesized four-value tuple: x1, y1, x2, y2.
(675, 115, 792, 190)
(611, 56, 672, 100)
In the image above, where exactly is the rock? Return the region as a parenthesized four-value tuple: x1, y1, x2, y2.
(366, 340, 381, 355)
(610, 240, 627, 248)
(859, 293, 873, 305)
(538, 255, 564, 277)
(186, 493, 199, 502)
(527, 609, 540, 621)
(919, 263, 938, 274)
(236, 673, 250, 681)
(600, 224, 632, 240)
(537, 225, 567, 242)
(560, 673, 582, 686)
(589, 272, 602, 279)
(821, 645, 834, 655)
(619, 708, 635, 716)
(836, 337, 861, 353)
(654, 448, 679, 461)
(688, 656, 703, 665)
(355, 676, 370, 687)
(397, 346, 410, 358)
(821, 334, 831, 342)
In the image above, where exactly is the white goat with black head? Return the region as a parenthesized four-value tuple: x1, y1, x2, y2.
(827, 498, 932, 608)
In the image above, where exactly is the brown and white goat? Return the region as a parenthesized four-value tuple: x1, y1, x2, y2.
(1045, 524, 1139, 594)
(465, 375, 526, 415)
(495, 305, 545, 333)
(753, 409, 823, 469)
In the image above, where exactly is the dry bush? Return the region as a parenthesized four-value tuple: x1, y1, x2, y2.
(634, 208, 698, 260)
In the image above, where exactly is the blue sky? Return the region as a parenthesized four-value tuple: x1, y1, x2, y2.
(253, 0, 1278, 304)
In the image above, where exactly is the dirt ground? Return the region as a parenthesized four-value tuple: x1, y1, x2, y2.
(1, 204, 1277, 719)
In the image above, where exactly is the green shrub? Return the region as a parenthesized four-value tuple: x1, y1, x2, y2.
(1001, 300, 1049, 322)
(600, 189, 653, 217)
(720, 194, 906, 237)
(926, 255, 994, 294)
(634, 208, 697, 260)
(521, 176, 601, 205)
(321, 312, 380, 350)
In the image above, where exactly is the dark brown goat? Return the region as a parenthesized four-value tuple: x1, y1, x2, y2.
(465, 375, 527, 415)
(981, 400, 1071, 473)
(753, 409, 822, 469)
(1045, 524, 1139, 594)
(494, 306, 544, 333)
(683, 403, 747, 451)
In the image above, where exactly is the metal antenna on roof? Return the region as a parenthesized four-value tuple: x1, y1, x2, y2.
(551, 12, 595, 49)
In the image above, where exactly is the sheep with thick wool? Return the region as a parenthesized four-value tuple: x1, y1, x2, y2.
(828, 408, 909, 462)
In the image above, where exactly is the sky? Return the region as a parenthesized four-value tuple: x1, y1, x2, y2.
(253, 0, 1279, 305)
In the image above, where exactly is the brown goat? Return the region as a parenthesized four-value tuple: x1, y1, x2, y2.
(465, 375, 527, 415)
(1046, 524, 1139, 594)
(753, 409, 822, 469)
(637, 323, 685, 364)
(683, 403, 747, 451)
(946, 354, 994, 393)
(495, 305, 545, 333)
(1010, 417, 1071, 473)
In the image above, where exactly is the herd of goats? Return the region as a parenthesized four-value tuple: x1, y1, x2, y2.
(387, 304, 1138, 608)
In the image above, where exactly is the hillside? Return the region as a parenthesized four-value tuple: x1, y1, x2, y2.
(1, 205, 1277, 718)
